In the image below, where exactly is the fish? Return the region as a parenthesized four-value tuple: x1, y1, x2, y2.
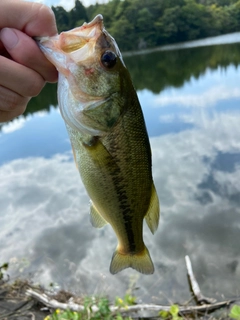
(37, 14, 160, 275)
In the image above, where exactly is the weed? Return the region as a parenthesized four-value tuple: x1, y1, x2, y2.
(115, 293, 136, 308)
(44, 294, 134, 320)
(229, 305, 240, 320)
(159, 304, 183, 320)
(0, 262, 9, 280)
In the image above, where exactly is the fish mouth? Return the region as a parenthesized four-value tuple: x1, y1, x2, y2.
(59, 14, 104, 53)
(36, 15, 113, 136)
(36, 14, 104, 66)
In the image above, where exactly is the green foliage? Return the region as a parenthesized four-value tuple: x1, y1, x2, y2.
(51, 0, 240, 52)
(44, 309, 81, 320)
(159, 304, 183, 320)
(115, 293, 136, 307)
(44, 295, 134, 320)
(24, 82, 58, 117)
(124, 42, 240, 93)
(52, 6, 70, 32)
(0, 262, 9, 280)
(19, 42, 240, 118)
(84, 296, 111, 319)
(69, 0, 88, 29)
(229, 305, 240, 320)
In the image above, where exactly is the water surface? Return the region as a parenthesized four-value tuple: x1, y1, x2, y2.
(1, 35, 240, 304)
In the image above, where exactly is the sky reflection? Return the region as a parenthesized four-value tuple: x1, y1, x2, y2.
(1, 46, 240, 304)
(1, 111, 240, 302)
(138, 65, 240, 137)
(0, 108, 69, 164)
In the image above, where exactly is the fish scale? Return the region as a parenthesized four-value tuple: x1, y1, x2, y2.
(37, 14, 160, 274)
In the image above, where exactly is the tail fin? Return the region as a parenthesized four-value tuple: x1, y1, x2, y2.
(109, 246, 154, 275)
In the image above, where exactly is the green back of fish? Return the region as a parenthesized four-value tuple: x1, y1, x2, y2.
(67, 73, 159, 274)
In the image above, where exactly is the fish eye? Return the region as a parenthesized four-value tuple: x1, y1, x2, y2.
(101, 51, 117, 69)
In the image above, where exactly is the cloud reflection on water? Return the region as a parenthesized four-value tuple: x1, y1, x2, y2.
(152, 65, 240, 108)
(154, 85, 240, 108)
(1, 108, 240, 302)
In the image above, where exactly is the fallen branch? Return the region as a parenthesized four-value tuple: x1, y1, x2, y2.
(26, 288, 238, 318)
(185, 255, 216, 304)
(24, 256, 239, 318)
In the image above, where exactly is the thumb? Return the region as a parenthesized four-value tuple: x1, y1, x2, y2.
(0, 27, 57, 82)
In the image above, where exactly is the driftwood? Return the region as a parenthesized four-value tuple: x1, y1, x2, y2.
(185, 255, 216, 305)
(25, 289, 237, 315)
(25, 256, 239, 318)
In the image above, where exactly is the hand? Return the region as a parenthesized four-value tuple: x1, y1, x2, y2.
(0, 0, 58, 123)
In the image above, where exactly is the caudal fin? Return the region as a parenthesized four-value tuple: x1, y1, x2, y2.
(109, 246, 154, 275)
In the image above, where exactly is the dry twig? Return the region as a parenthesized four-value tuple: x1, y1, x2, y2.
(185, 255, 216, 304)
(24, 256, 239, 318)
(26, 288, 238, 318)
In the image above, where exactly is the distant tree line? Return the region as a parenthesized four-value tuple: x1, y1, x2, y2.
(52, 0, 240, 51)
(24, 41, 240, 118)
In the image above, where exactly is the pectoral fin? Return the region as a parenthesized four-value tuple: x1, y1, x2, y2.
(145, 184, 160, 234)
(90, 202, 108, 228)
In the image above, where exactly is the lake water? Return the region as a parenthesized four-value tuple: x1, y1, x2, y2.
(1, 34, 240, 305)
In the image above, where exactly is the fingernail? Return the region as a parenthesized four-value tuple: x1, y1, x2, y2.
(0, 28, 19, 50)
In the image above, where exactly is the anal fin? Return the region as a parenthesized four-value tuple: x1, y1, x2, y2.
(145, 184, 160, 234)
(90, 202, 108, 228)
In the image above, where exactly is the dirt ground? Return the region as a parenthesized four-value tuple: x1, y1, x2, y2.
(1, 278, 239, 320)
(0, 280, 50, 320)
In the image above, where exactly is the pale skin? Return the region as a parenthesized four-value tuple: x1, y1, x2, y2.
(0, 0, 58, 123)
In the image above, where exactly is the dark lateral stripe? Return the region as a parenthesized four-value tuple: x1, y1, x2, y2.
(109, 163, 136, 253)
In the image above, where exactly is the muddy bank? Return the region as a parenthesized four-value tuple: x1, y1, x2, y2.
(0, 280, 74, 320)
(0, 280, 47, 319)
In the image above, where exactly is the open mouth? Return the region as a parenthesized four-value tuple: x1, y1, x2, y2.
(36, 14, 104, 66)
(59, 14, 104, 53)
(35, 14, 105, 76)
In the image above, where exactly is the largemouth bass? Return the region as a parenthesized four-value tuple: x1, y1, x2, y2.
(37, 15, 160, 274)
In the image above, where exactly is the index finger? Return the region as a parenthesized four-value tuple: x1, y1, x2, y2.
(0, 0, 57, 37)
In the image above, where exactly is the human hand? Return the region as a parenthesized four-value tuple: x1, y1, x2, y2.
(0, 0, 58, 123)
